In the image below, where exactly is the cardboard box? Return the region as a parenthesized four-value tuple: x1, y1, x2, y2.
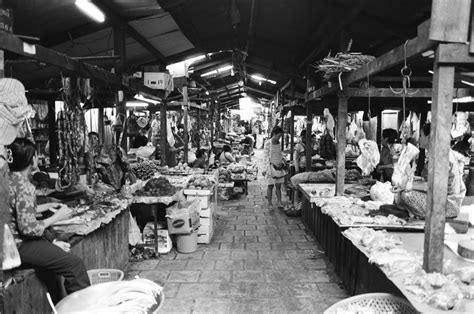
(200, 203, 215, 218)
(144, 72, 173, 91)
(197, 230, 214, 244)
(198, 223, 213, 234)
(186, 194, 213, 209)
(166, 199, 200, 234)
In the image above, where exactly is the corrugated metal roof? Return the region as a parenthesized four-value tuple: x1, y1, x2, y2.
(129, 14, 194, 57)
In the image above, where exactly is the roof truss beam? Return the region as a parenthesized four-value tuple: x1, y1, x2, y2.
(96, 0, 167, 66)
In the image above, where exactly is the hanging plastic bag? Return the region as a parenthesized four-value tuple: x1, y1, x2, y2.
(166, 119, 175, 147)
(129, 213, 141, 246)
(2, 224, 21, 270)
(392, 142, 419, 191)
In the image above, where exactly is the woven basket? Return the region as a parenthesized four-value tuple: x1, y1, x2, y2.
(324, 293, 417, 314)
(87, 269, 124, 285)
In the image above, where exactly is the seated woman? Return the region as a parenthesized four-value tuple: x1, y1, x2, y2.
(219, 145, 235, 165)
(393, 141, 468, 219)
(193, 148, 208, 169)
(7, 138, 90, 302)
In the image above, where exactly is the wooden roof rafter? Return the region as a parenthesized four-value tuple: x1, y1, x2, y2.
(95, 0, 168, 66)
(0, 30, 162, 97)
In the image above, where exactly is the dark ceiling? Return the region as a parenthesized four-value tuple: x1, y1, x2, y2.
(5, 0, 435, 108)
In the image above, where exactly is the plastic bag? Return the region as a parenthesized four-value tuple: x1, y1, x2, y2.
(128, 213, 141, 246)
(392, 143, 419, 191)
(370, 181, 394, 204)
(2, 224, 21, 270)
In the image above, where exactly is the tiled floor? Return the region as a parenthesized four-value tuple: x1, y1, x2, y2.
(125, 149, 348, 313)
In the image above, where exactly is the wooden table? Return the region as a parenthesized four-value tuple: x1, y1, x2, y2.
(298, 183, 474, 312)
(1, 208, 130, 313)
(344, 230, 474, 313)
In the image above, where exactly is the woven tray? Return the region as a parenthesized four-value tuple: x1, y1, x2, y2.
(324, 293, 417, 314)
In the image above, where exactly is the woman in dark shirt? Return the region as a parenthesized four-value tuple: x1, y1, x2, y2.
(193, 148, 208, 169)
(7, 138, 90, 302)
(376, 128, 399, 182)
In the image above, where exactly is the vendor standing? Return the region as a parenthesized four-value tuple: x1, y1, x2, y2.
(7, 138, 90, 301)
(294, 130, 308, 173)
(376, 128, 399, 182)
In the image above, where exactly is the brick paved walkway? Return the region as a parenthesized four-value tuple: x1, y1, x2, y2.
(125, 149, 348, 313)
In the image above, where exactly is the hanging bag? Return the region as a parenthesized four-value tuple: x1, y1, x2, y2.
(269, 143, 288, 178)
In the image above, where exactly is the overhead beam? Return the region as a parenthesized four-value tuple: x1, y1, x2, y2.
(345, 87, 471, 98)
(436, 43, 474, 64)
(243, 61, 301, 79)
(370, 76, 433, 82)
(96, 0, 167, 66)
(307, 20, 434, 101)
(298, 0, 368, 69)
(245, 85, 274, 97)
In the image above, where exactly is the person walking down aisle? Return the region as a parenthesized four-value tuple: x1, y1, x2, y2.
(263, 126, 287, 210)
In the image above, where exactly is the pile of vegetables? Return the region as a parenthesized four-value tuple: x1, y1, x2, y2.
(169, 162, 191, 173)
(131, 160, 163, 180)
(136, 176, 176, 197)
(187, 176, 214, 190)
(218, 169, 231, 183)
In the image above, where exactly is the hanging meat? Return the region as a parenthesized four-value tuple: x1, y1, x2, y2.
(57, 77, 86, 189)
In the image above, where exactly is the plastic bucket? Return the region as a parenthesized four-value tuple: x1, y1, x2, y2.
(176, 231, 198, 253)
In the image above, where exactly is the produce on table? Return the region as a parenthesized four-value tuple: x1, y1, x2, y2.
(169, 162, 191, 173)
(218, 169, 231, 183)
(135, 176, 176, 197)
(131, 160, 163, 180)
(187, 176, 214, 190)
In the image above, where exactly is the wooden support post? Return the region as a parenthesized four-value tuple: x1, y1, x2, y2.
(183, 87, 189, 164)
(113, 23, 126, 149)
(290, 83, 295, 162)
(0, 0, 8, 288)
(47, 98, 57, 165)
(336, 93, 348, 195)
(424, 50, 455, 273)
(210, 99, 214, 151)
(160, 103, 167, 166)
(376, 110, 382, 146)
(290, 110, 295, 162)
(98, 108, 104, 143)
(305, 104, 312, 172)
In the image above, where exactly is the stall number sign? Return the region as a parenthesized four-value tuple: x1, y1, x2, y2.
(144, 72, 173, 91)
(0, 8, 13, 33)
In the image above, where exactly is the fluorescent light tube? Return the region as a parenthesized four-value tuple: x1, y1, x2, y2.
(201, 70, 218, 77)
(134, 94, 160, 105)
(75, 0, 105, 23)
(218, 65, 233, 73)
(461, 80, 474, 87)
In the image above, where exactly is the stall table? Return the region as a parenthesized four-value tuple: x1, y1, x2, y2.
(343, 230, 474, 313)
(1, 207, 130, 313)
